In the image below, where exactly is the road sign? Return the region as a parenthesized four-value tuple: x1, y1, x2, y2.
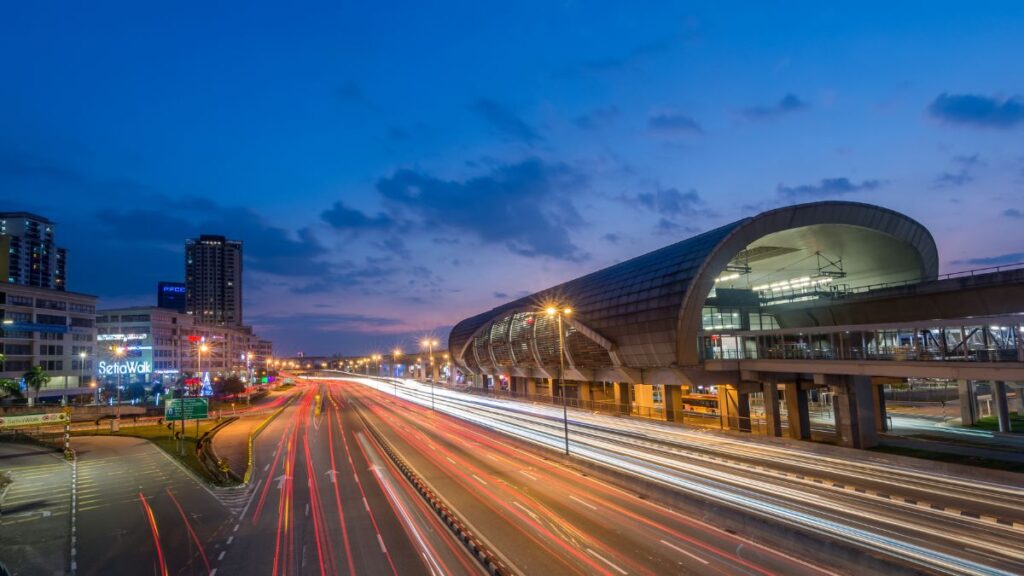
(0, 412, 68, 428)
(164, 398, 209, 421)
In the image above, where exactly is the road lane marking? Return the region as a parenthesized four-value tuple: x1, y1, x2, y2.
(660, 539, 709, 565)
(587, 548, 628, 575)
(218, 551, 226, 561)
(226, 536, 233, 545)
(445, 456, 456, 464)
(569, 494, 597, 510)
(377, 534, 388, 554)
(472, 474, 489, 485)
(512, 501, 539, 521)
(519, 471, 537, 481)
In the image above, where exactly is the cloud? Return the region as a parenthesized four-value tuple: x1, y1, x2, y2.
(493, 291, 508, 299)
(776, 177, 884, 200)
(1004, 208, 1023, 219)
(740, 94, 809, 120)
(574, 106, 620, 130)
(932, 154, 984, 188)
(951, 252, 1024, 267)
(928, 93, 1024, 128)
(470, 99, 542, 145)
(375, 157, 587, 260)
(631, 188, 715, 218)
(648, 113, 703, 135)
(321, 200, 396, 231)
(933, 171, 972, 187)
(602, 233, 620, 244)
(94, 195, 328, 280)
(336, 81, 379, 112)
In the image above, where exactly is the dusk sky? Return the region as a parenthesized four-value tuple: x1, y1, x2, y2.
(2, 2, 1023, 355)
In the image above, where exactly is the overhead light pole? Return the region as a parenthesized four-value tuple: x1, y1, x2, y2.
(76, 351, 86, 406)
(112, 345, 126, 422)
(546, 305, 572, 456)
(422, 339, 439, 410)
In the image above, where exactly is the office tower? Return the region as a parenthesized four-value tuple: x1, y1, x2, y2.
(0, 212, 68, 290)
(184, 235, 242, 326)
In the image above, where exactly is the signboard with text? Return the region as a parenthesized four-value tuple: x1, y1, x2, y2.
(164, 398, 209, 421)
(0, 412, 68, 428)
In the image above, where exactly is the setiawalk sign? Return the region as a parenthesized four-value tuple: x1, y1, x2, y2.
(98, 360, 153, 375)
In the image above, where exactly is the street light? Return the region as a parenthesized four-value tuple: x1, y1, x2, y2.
(422, 338, 439, 410)
(546, 305, 572, 456)
(74, 350, 87, 406)
(112, 345, 126, 421)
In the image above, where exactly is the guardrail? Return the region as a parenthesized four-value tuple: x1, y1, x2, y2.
(353, 401, 511, 576)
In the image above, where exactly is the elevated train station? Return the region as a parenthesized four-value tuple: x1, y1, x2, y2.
(448, 201, 1024, 448)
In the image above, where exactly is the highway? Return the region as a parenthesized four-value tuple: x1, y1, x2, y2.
(339, 380, 834, 576)
(217, 383, 485, 575)
(339, 375, 1024, 576)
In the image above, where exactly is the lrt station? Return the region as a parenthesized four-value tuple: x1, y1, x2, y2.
(448, 201, 1024, 449)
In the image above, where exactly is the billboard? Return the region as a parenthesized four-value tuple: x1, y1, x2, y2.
(157, 281, 187, 312)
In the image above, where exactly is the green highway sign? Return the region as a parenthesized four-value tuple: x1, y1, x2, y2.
(0, 412, 68, 428)
(164, 398, 209, 421)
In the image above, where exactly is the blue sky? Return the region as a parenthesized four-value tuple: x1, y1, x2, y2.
(2, 2, 1023, 355)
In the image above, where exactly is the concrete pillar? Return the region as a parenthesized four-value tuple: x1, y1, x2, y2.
(613, 382, 630, 414)
(783, 382, 811, 440)
(993, 381, 1011, 433)
(577, 382, 592, 405)
(664, 384, 684, 422)
(762, 381, 782, 437)
(873, 384, 888, 432)
(526, 377, 538, 397)
(431, 364, 440, 382)
(718, 385, 751, 432)
(958, 380, 976, 426)
(832, 375, 878, 448)
(543, 378, 555, 397)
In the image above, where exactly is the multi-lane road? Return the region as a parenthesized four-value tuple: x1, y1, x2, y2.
(344, 375, 1024, 576)
(4, 375, 1022, 575)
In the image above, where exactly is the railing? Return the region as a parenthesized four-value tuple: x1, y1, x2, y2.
(704, 346, 1022, 363)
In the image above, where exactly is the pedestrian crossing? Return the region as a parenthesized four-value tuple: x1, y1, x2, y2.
(211, 483, 257, 515)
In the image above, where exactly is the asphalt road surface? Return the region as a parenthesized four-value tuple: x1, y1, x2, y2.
(342, 376, 1024, 576)
(74, 436, 233, 576)
(218, 383, 485, 575)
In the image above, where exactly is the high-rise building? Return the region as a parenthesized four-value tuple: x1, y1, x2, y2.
(157, 281, 187, 313)
(185, 235, 243, 326)
(0, 212, 68, 290)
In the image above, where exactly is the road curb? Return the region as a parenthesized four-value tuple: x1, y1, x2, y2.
(242, 394, 297, 485)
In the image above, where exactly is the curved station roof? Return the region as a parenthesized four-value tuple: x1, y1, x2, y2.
(448, 201, 938, 386)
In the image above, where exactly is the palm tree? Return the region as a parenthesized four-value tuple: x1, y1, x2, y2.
(23, 365, 51, 407)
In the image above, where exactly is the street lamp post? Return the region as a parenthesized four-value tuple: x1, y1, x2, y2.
(392, 349, 402, 396)
(76, 351, 86, 406)
(112, 345, 126, 422)
(546, 305, 572, 456)
(422, 339, 439, 411)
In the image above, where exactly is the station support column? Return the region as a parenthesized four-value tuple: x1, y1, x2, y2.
(783, 382, 811, 440)
(613, 382, 630, 415)
(576, 382, 592, 405)
(993, 381, 1012, 433)
(717, 385, 751, 432)
(958, 380, 976, 426)
(664, 384, 683, 422)
(526, 377, 539, 397)
(873, 383, 888, 432)
(762, 381, 782, 437)
(831, 375, 878, 448)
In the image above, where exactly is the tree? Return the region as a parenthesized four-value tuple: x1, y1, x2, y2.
(214, 375, 245, 397)
(150, 382, 165, 398)
(23, 365, 50, 406)
(0, 354, 20, 401)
